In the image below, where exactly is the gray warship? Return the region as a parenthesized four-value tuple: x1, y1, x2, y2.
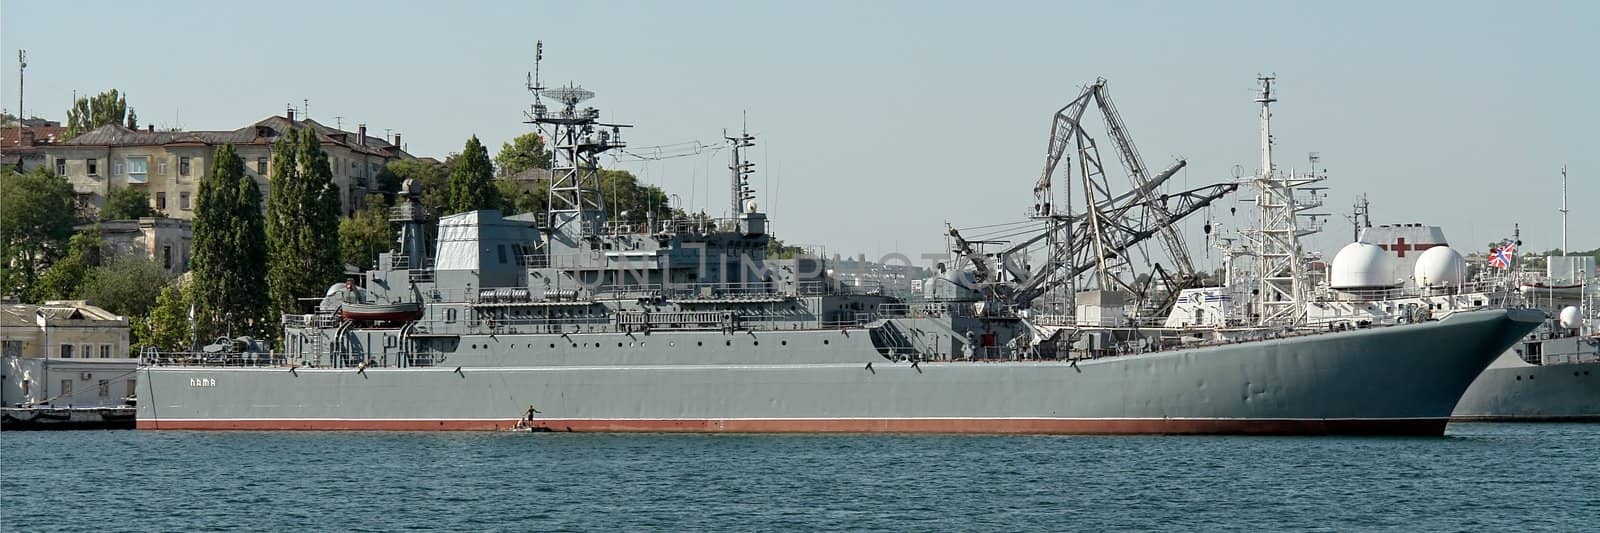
(135, 64, 1542, 435)
(1290, 190, 1598, 421)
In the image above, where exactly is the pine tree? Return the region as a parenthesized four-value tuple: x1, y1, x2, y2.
(446, 135, 497, 214)
(190, 144, 270, 341)
(266, 129, 343, 324)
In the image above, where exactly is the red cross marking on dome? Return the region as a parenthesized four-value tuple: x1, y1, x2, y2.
(1378, 237, 1440, 258)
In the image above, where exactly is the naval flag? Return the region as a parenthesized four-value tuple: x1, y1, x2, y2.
(1488, 243, 1516, 269)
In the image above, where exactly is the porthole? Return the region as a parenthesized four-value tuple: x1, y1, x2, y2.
(726, 340, 732, 347)
(824, 339, 830, 345)
(697, 341, 704, 347)
(618, 342, 624, 348)
(753, 341, 759, 346)
(549, 343, 556, 349)
(669, 341, 676, 347)
(781, 340, 788, 346)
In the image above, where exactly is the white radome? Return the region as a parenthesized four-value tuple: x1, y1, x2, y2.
(1559, 306, 1581, 329)
(1412, 246, 1465, 287)
(1331, 242, 1396, 289)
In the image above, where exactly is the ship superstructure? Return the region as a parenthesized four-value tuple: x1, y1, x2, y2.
(135, 61, 1541, 435)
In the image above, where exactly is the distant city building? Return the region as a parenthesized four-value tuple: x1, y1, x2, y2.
(40, 110, 412, 218)
(0, 300, 134, 409)
(83, 217, 194, 274)
(1, 124, 68, 172)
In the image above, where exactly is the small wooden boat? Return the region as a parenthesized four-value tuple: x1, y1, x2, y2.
(340, 301, 423, 321)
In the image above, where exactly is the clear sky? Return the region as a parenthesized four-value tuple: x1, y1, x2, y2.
(4, 0, 1595, 269)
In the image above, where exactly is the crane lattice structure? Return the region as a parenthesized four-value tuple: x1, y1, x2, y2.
(995, 78, 1231, 316)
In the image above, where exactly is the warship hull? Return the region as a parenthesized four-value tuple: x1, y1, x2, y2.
(1452, 350, 1600, 421)
(138, 309, 1541, 435)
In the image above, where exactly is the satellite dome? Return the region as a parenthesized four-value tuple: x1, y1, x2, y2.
(746, 199, 759, 213)
(401, 178, 422, 197)
(1559, 306, 1581, 329)
(1331, 242, 1396, 290)
(1412, 246, 1465, 287)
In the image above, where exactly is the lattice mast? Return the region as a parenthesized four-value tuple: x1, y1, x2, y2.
(1245, 76, 1324, 326)
(525, 41, 629, 243)
(727, 128, 756, 216)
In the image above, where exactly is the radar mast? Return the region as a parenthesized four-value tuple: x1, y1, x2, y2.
(525, 41, 630, 245)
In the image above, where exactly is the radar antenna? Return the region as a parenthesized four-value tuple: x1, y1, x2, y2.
(523, 42, 630, 244)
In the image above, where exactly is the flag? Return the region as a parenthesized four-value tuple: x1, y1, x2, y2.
(1488, 243, 1516, 269)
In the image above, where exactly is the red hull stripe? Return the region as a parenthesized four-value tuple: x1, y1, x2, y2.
(138, 417, 1448, 435)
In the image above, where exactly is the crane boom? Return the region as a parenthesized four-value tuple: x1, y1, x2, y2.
(1033, 85, 1096, 219)
(1094, 82, 1198, 277)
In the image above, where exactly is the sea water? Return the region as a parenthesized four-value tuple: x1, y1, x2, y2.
(2, 423, 1596, 531)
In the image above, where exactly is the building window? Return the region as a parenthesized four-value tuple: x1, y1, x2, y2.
(158, 160, 168, 175)
(100, 344, 112, 358)
(163, 246, 172, 269)
(127, 156, 149, 183)
(99, 380, 110, 398)
(180, 191, 191, 210)
(61, 380, 72, 400)
(113, 160, 124, 176)
(180, 157, 191, 176)
(126, 379, 137, 398)
(257, 157, 267, 174)
(81, 344, 92, 358)
(87, 158, 98, 176)
(156, 192, 167, 210)
(60, 344, 74, 358)
(55, 158, 66, 175)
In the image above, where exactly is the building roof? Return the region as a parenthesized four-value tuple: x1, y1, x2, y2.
(0, 301, 122, 327)
(506, 167, 553, 182)
(0, 305, 37, 328)
(2, 126, 69, 147)
(54, 116, 411, 159)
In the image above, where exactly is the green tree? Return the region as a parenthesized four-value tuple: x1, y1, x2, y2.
(126, 108, 139, 130)
(82, 255, 170, 319)
(134, 280, 191, 352)
(102, 186, 155, 220)
(266, 129, 342, 323)
(494, 131, 551, 176)
(446, 135, 497, 214)
(339, 194, 394, 272)
(0, 167, 78, 299)
(385, 159, 450, 215)
(64, 89, 129, 139)
(494, 178, 549, 216)
(191, 144, 271, 341)
(32, 228, 103, 302)
(598, 168, 671, 225)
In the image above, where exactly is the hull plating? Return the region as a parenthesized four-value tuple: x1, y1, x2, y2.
(138, 309, 1540, 435)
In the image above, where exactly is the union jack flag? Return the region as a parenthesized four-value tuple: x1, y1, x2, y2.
(1488, 243, 1516, 269)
